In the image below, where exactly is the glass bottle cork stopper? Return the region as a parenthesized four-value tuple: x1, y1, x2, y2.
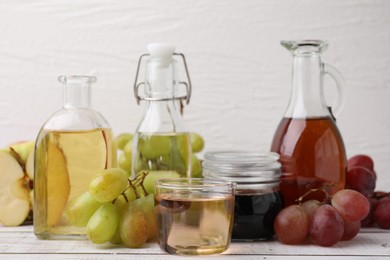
(147, 43, 175, 67)
(134, 43, 192, 104)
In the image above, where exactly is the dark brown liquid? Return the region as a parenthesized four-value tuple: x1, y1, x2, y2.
(271, 117, 347, 206)
(233, 192, 283, 240)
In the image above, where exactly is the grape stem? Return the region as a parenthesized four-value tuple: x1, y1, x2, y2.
(128, 171, 150, 198)
(373, 192, 390, 200)
(111, 171, 150, 204)
(113, 189, 130, 204)
(296, 188, 331, 205)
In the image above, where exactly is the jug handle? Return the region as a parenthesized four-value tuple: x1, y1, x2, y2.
(322, 63, 345, 118)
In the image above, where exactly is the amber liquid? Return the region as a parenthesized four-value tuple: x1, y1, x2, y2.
(34, 128, 115, 239)
(271, 117, 347, 206)
(155, 193, 234, 255)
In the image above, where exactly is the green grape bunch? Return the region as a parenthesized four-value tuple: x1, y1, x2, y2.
(65, 168, 157, 248)
(114, 132, 205, 178)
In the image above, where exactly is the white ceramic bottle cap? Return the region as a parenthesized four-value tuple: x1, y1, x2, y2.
(147, 43, 175, 58)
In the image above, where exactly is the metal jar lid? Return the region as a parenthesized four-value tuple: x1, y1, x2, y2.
(202, 151, 281, 190)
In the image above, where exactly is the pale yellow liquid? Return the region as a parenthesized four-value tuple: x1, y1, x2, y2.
(34, 128, 115, 239)
(155, 193, 234, 255)
(133, 132, 191, 177)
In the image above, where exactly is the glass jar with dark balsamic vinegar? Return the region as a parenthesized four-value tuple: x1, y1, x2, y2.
(202, 151, 283, 241)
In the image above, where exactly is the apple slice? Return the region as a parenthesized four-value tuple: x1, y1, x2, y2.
(0, 150, 30, 226)
(8, 141, 35, 167)
(46, 141, 71, 227)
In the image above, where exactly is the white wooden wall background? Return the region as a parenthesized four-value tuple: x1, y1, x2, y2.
(1, 0, 389, 190)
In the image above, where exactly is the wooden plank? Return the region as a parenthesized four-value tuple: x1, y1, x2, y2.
(0, 255, 388, 260)
(0, 226, 389, 257)
(227, 233, 390, 256)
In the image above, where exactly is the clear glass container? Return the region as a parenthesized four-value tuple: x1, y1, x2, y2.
(202, 151, 283, 241)
(34, 75, 116, 240)
(154, 178, 235, 255)
(132, 43, 192, 178)
(271, 40, 347, 206)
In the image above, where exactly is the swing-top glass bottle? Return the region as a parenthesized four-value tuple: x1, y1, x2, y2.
(132, 43, 192, 178)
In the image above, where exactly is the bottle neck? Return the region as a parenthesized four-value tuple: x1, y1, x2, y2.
(138, 100, 185, 133)
(63, 82, 91, 109)
(145, 58, 177, 100)
(136, 49, 188, 133)
(285, 53, 329, 118)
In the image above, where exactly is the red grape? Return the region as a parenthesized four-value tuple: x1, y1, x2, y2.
(310, 204, 344, 247)
(361, 197, 378, 227)
(346, 166, 376, 197)
(347, 154, 374, 171)
(274, 205, 309, 244)
(342, 221, 361, 241)
(374, 199, 390, 229)
(332, 189, 370, 222)
(301, 200, 321, 223)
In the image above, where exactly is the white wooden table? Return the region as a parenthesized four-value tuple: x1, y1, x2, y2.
(0, 225, 389, 259)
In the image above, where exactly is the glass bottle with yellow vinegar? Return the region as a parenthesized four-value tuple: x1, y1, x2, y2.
(34, 76, 116, 240)
(131, 43, 193, 178)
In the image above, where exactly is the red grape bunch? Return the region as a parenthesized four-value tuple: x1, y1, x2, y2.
(274, 153, 390, 247)
(274, 188, 369, 247)
(346, 154, 390, 229)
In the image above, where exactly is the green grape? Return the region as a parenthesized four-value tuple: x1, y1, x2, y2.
(119, 202, 148, 248)
(113, 196, 125, 211)
(112, 187, 137, 212)
(142, 170, 181, 194)
(87, 203, 119, 244)
(118, 153, 132, 175)
(110, 199, 125, 245)
(66, 191, 101, 227)
(175, 133, 191, 173)
(109, 225, 122, 244)
(190, 132, 205, 153)
(134, 133, 191, 177)
(138, 134, 172, 159)
(133, 194, 157, 241)
(133, 156, 149, 174)
(123, 187, 137, 203)
(191, 155, 202, 178)
(89, 168, 129, 203)
(115, 133, 133, 151)
(161, 152, 186, 173)
(123, 140, 133, 160)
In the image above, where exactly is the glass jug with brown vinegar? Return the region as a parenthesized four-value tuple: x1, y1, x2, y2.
(271, 40, 347, 206)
